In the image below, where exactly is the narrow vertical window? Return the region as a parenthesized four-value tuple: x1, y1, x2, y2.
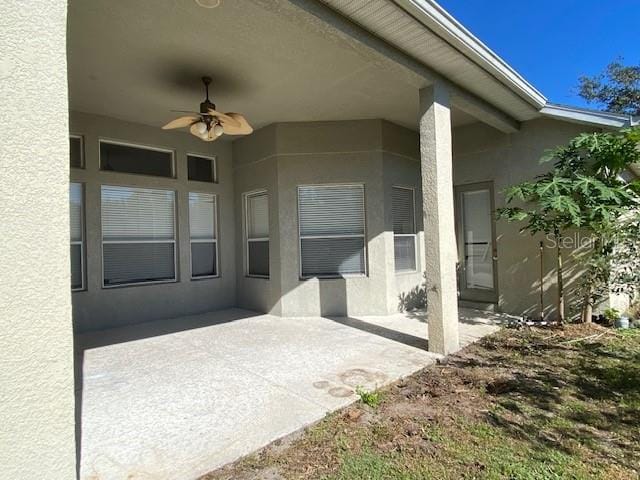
(101, 186, 176, 286)
(245, 191, 269, 277)
(189, 192, 218, 278)
(70, 182, 84, 290)
(392, 186, 417, 272)
(298, 184, 366, 278)
(70, 135, 84, 169)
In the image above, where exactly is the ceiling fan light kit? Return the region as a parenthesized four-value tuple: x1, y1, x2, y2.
(162, 76, 252, 142)
(195, 0, 221, 9)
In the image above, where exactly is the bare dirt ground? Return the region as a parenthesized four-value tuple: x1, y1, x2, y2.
(201, 325, 640, 480)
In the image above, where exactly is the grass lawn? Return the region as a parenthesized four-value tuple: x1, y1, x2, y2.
(202, 325, 640, 480)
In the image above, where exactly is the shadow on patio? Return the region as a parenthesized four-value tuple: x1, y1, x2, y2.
(74, 307, 509, 480)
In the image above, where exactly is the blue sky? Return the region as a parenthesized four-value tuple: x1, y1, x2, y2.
(437, 0, 640, 109)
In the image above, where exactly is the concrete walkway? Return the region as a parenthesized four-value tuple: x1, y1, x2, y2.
(77, 308, 509, 480)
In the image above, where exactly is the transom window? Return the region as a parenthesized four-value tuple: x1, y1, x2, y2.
(101, 185, 176, 286)
(392, 186, 417, 272)
(298, 184, 366, 278)
(188, 154, 217, 183)
(100, 140, 174, 178)
(245, 191, 269, 278)
(70, 135, 84, 169)
(70, 182, 85, 290)
(189, 192, 218, 278)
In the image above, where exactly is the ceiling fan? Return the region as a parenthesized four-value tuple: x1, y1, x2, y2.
(162, 76, 253, 141)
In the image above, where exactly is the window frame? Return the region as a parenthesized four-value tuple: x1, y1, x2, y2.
(98, 138, 176, 179)
(244, 190, 269, 279)
(187, 153, 218, 184)
(189, 191, 220, 280)
(70, 182, 86, 291)
(392, 185, 418, 274)
(297, 183, 368, 280)
(100, 184, 178, 289)
(70, 134, 85, 169)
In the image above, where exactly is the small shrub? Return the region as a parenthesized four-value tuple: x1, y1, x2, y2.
(603, 308, 621, 325)
(355, 386, 382, 408)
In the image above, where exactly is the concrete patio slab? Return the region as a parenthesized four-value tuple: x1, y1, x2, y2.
(77, 308, 509, 480)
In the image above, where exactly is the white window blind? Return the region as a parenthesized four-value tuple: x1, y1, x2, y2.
(246, 192, 269, 277)
(392, 186, 417, 272)
(101, 185, 176, 286)
(298, 184, 366, 277)
(189, 192, 217, 278)
(70, 182, 84, 290)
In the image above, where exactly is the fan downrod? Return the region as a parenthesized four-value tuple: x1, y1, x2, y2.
(200, 76, 215, 113)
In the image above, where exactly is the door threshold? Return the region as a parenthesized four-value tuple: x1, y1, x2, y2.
(458, 300, 497, 312)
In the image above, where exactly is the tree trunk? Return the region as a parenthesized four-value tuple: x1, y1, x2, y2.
(582, 237, 601, 324)
(582, 293, 593, 323)
(556, 235, 565, 324)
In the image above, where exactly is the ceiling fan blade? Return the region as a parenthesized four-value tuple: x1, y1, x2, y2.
(207, 108, 241, 128)
(222, 113, 253, 135)
(162, 115, 200, 130)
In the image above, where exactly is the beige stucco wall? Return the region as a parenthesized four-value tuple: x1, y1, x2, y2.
(381, 121, 425, 312)
(0, 1, 77, 477)
(70, 112, 236, 331)
(453, 118, 597, 320)
(233, 119, 425, 317)
(67, 112, 598, 327)
(233, 124, 283, 315)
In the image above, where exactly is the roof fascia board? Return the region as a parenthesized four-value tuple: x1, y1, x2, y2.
(540, 104, 633, 128)
(290, 0, 520, 133)
(392, 0, 547, 109)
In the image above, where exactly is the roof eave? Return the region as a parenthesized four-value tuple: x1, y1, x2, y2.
(393, 0, 547, 109)
(540, 103, 634, 128)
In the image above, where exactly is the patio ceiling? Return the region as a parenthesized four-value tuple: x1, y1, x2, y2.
(67, 0, 478, 136)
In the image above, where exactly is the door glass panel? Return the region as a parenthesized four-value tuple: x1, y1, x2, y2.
(462, 189, 494, 290)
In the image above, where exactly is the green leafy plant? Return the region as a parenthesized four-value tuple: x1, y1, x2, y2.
(355, 386, 382, 408)
(603, 308, 621, 325)
(498, 128, 640, 323)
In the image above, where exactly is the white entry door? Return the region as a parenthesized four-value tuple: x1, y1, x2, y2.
(455, 182, 498, 303)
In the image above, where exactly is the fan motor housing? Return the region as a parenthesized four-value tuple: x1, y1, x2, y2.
(200, 100, 216, 114)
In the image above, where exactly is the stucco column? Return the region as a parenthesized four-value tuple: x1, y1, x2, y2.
(419, 83, 460, 355)
(0, 1, 76, 478)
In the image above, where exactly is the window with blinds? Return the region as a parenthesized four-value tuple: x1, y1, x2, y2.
(70, 182, 84, 290)
(392, 186, 417, 272)
(189, 192, 218, 278)
(245, 191, 269, 277)
(298, 184, 366, 278)
(101, 185, 176, 286)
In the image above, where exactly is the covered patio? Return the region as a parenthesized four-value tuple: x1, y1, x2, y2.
(63, 2, 531, 479)
(76, 308, 510, 479)
(6, 0, 637, 478)
(65, 0, 524, 356)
